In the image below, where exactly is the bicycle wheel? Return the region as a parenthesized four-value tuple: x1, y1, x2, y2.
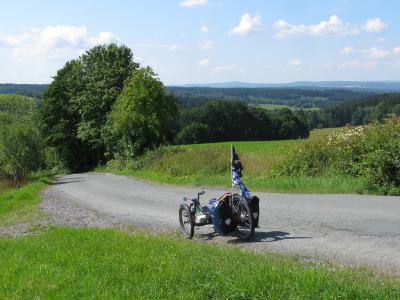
(179, 206, 194, 239)
(234, 197, 255, 241)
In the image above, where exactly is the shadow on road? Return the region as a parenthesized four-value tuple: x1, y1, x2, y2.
(196, 230, 312, 244)
(251, 231, 312, 243)
(51, 177, 85, 185)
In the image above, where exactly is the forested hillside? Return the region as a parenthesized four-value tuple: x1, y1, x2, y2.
(0, 84, 48, 98)
(307, 93, 400, 128)
(169, 87, 372, 109)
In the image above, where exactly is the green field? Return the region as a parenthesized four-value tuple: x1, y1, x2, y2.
(0, 227, 399, 299)
(102, 128, 360, 193)
(251, 103, 320, 111)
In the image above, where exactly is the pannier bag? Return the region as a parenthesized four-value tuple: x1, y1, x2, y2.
(248, 196, 260, 227)
(208, 194, 236, 234)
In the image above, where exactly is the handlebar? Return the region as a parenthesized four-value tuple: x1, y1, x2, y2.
(197, 191, 205, 200)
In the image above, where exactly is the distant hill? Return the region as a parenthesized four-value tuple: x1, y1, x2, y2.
(0, 83, 49, 98)
(174, 81, 400, 91)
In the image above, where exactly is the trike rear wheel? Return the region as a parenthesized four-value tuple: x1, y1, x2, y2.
(233, 197, 255, 241)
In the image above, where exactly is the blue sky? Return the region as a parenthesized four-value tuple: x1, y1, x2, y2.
(1, 0, 399, 84)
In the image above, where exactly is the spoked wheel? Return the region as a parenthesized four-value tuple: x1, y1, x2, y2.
(232, 196, 255, 241)
(179, 206, 194, 239)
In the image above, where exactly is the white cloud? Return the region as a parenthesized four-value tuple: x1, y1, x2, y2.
(393, 47, 400, 55)
(275, 15, 388, 38)
(168, 40, 214, 51)
(275, 15, 360, 38)
(340, 46, 390, 59)
(212, 64, 237, 73)
(230, 13, 263, 36)
(337, 60, 379, 69)
(199, 40, 214, 50)
(363, 18, 388, 33)
(377, 37, 386, 43)
(364, 47, 390, 59)
(180, 0, 207, 8)
(289, 58, 303, 67)
(201, 25, 209, 33)
(1, 25, 117, 61)
(197, 58, 210, 67)
(340, 46, 354, 54)
(169, 44, 184, 51)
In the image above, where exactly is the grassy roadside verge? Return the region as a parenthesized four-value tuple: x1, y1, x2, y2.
(99, 128, 362, 194)
(0, 174, 52, 227)
(102, 168, 361, 194)
(0, 227, 399, 299)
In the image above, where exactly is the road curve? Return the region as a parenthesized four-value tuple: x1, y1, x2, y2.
(45, 173, 400, 272)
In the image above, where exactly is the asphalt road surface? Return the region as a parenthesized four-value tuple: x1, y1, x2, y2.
(45, 173, 400, 272)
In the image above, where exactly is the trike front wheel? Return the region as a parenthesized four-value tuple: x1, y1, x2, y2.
(179, 206, 194, 239)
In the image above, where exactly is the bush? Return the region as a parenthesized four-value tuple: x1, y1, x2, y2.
(44, 147, 68, 174)
(0, 95, 44, 187)
(273, 118, 400, 195)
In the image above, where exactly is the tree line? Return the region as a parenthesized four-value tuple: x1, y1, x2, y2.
(177, 101, 309, 144)
(169, 86, 372, 109)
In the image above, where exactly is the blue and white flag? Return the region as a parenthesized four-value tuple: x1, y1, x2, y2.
(231, 145, 251, 200)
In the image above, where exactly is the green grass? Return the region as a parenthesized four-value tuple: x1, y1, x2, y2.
(0, 174, 52, 227)
(101, 128, 361, 194)
(251, 103, 292, 110)
(251, 104, 321, 111)
(0, 227, 399, 299)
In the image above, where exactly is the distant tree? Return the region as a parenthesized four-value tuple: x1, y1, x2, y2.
(175, 123, 210, 144)
(272, 109, 309, 139)
(109, 67, 179, 157)
(0, 95, 44, 186)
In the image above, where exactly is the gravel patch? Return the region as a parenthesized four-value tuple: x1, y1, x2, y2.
(39, 189, 115, 228)
(0, 187, 116, 238)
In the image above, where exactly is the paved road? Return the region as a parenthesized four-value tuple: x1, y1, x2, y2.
(46, 173, 400, 272)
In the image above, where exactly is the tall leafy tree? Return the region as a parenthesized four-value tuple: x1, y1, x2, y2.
(41, 60, 92, 171)
(109, 67, 178, 157)
(75, 44, 139, 163)
(42, 44, 139, 171)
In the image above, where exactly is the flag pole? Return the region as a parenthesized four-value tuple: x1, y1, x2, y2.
(230, 144, 233, 198)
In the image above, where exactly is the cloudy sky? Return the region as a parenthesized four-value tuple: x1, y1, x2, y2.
(1, 0, 399, 84)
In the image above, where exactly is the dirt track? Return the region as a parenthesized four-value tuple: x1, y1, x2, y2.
(44, 173, 400, 272)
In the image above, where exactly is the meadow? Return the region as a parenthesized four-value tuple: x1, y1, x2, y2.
(251, 103, 321, 111)
(103, 127, 361, 194)
(1, 226, 399, 299)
